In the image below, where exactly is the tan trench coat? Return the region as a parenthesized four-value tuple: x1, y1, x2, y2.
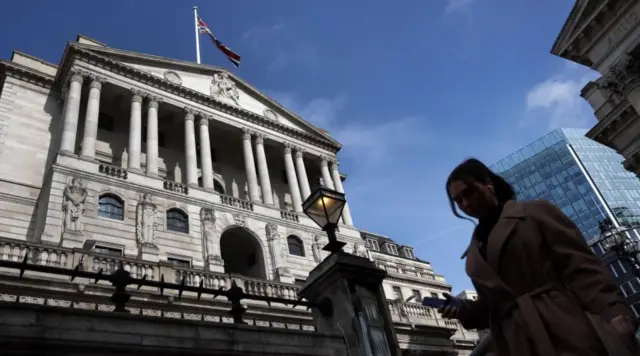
(459, 200, 637, 356)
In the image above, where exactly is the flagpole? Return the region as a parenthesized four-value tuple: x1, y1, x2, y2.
(193, 6, 201, 64)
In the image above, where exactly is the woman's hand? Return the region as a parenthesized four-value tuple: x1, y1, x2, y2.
(608, 314, 638, 352)
(437, 293, 461, 319)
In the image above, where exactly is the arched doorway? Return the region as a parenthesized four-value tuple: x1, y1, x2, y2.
(220, 227, 266, 279)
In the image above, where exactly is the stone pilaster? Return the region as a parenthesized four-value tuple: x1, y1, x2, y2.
(242, 128, 260, 202)
(80, 75, 104, 160)
(184, 108, 198, 187)
(284, 143, 303, 213)
(127, 89, 143, 172)
(294, 148, 311, 200)
(254, 133, 274, 205)
(145, 96, 161, 177)
(330, 159, 353, 226)
(59, 70, 85, 155)
(198, 114, 214, 190)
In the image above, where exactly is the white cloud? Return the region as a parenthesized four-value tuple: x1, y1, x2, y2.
(524, 68, 599, 130)
(445, 0, 473, 13)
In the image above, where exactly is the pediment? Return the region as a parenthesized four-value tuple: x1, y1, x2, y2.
(71, 43, 338, 148)
(551, 0, 602, 56)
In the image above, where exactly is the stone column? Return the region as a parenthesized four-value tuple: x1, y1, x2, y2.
(320, 157, 335, 190)
(59, 70, 85, 155)
(127, 89, 143, 172)
(79, 75, 103, 160)
(299, 253, 401, 356)
(331, 160, 354, 226)
(294, 148, 311, 200)
(198, 114, 214, 190)
(145, 96, 160, 177)
(284, 143, 303, 213)
(184, 108, 198, 187)
(254, 133, 274, 205)
(242, 128, 261, 202)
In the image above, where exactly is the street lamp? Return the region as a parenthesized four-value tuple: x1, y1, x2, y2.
(598, 218, 640, 276)
(302, 186, 347, 254)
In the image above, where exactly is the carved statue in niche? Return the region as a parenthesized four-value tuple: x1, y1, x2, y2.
(210, 72, 239, 105)
(62, 178, 87, 232)
(200, 208, 221, 260)
(136, 193, 157, 246)
(354, 242, 368, 258)
(266, 223, 281, 267)
(312, 234, 329, 263)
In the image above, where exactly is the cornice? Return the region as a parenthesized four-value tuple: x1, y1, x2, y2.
(586, 101, 636, 146)
(0, 60, 55, 90)
(57, 46, 340, 153)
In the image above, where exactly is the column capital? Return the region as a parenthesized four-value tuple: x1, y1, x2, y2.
(330, 158, 339, 168)
(198, 114, 210, 127)
(69, 69, 85, 84)
(183, 107, 196, 120)
(242, 127, 254, 140)
(255, 132, 266, 144)
(147, 95, 162, 109)
(294, 147, 305, 159)
(283, 142, 294, 154)
(320, 156, 329, 167)
(130, 88, 143, 103)
(88, 74, 104, 89)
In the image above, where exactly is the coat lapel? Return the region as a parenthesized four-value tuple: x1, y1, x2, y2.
(466, 239, 513, 298)
(485, 201, 526, 271)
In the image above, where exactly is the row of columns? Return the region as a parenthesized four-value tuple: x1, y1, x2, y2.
(58, 70, 353, 225)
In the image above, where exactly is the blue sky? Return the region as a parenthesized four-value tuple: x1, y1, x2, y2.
(0, 0, 598, 292)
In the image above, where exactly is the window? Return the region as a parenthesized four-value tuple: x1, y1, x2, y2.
(366, 239, 379, 251)
(412, 289, 422, 302)
(403, 247, 415, 259)
(167, 257, 190, 269)
(166, 209, 189, 233)
(93, 245, 123, 257)
(385, 243, 398, 255)
(430, 292, 439, 298)
(287, 235, 304, 256)
(98, 113, 114, 131)
(392, 286, 403, 301)
(214, 180, 225, 194)
(98, 194, 124, 220)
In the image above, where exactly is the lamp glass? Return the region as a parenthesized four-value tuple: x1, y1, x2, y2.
(302, 187, 346, 229)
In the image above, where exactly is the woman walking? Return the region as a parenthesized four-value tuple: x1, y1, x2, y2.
(440, 158, 638, 356)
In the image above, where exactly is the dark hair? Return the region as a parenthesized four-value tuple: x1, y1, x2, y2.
(446, 158, 516, 220)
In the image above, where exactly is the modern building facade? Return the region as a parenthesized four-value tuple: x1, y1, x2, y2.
(0, 34, 478, 355)
(490, 128, 640, 315)
(551, 0, 640, 176)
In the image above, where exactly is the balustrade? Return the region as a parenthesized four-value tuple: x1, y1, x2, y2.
(163, 180, 189, 195)
(98, 163, 128, 180)
(220, 195, 254, 211)
(280, 210, 299, 222)
(0, 239, 70, 268)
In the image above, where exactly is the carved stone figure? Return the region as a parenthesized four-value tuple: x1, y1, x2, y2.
(266, 223, 282, 268)
(210, 72, 239, 104)
(234, 213, 246, 227)
(263, 108, 278, 121)
(136, 193, 157, 246)
(354, 242, 368, 258)
(312, 234, 331, 263)
(200, 208, 220, 259)
(62, 178, 87, 232)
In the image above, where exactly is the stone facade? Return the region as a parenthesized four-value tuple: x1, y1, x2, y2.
(0, 34, 477, 355)
(551, 0, 640, 176)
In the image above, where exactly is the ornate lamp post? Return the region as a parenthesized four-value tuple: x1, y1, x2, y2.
(301, 186, 347, 254)
(598, 218, 640, 276)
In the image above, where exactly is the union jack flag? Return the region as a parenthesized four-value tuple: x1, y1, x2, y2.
(197, 16, 241, 68)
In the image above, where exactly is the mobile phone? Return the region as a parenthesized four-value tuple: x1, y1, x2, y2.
(421, 296, 461, 309)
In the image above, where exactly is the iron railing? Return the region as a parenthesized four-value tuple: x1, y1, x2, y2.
(0, 254, 330, 323)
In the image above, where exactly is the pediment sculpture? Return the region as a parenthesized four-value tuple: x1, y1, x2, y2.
(210, 72, 239, 105)
(62, 178, 87, 232)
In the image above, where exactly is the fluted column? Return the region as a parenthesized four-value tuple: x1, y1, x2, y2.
(254, 133, 274, 205)
(59, 70, 85, 155)
(184, 108, 198, 187)
(127, 89, 143, 172)
(145, 96, 160, 177)
(198, 114, 214, 190)
(284, 143, 303, 212)
(330, 159, 353, 225)
(80, 75, 104, 160)
(294, 148, 311, 200)
(320, 157, 335, 190)
(242, 128, 261, 202)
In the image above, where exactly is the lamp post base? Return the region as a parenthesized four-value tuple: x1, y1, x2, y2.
(322, 239, 346, 254)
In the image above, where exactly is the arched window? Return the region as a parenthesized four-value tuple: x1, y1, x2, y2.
(167, 208, 189, 233)
(214, 180, 225, 194)
(98, 194, 124, 220)
(287, 235, 304, 257)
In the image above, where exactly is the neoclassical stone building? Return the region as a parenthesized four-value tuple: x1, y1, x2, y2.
(551, 0, 640, 175)
(0, 35, 478, 355)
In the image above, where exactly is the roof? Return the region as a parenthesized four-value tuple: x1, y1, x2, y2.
(359, 229, 428, 263)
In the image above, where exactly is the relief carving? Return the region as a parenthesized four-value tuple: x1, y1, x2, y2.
(200, 208, 221, 260)
(312, 234, 329, 263)
(266, 223, 289, 275)
(210, 72, 239, 105)
(136, 193, 157, 246)
(62, 178, 87, 232)
(353, 242, 368, 258)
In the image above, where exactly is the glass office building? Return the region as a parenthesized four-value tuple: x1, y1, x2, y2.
(490, 128, 640, 242)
